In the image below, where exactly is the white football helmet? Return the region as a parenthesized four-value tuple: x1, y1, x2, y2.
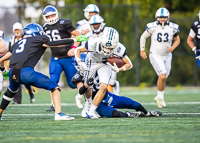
(89, 15, 106, 34)
(155, 7, 170, 23)
(83, 4, 99, 20)
(43, 5, 59, 25)
(100, 27, 119, 57)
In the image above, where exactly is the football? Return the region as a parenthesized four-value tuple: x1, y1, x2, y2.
(107, 57, 125, 68)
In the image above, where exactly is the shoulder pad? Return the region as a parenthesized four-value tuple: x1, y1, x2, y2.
(113, 42, 127, 58)
(43, 23, 47, 27)
(76, 19, 88, 25)
(59, 19, 72, 25)
(169, 22, 179, 29)
(76, 19, 89, 29)
(145, 21, 157, 30)
(193, 21, 199, 26)
(169, 22, 179, 32)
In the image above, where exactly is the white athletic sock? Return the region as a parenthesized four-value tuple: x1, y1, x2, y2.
(157, 90, 164, 99)
(76, 93, 82, 98)
(51, 101, 54, 107)
(89, 104, 98, 113)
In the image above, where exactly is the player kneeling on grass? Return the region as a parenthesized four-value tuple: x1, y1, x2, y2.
(0, 23, 88, 121)
(74, 27, 134, 118)
(72, 71, 162, 118)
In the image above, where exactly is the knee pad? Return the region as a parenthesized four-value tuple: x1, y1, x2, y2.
(112, 110, 121, 117)
(71, 72, 84, 87)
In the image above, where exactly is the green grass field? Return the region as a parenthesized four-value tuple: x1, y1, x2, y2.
(0, 87, 200, 143)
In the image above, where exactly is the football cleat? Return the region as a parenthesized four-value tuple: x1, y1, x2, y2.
(82, 98, 92, 118)
(75, 94, 83, 109)
(148, 111, 162, 117)
(125, 111, 140, 118)
(54, 112, 75, 121)
(30, 97, 35, 103)
(154, 96, 166, 108)
(46, 105, 55, 111)
(86, 111, 100, 119)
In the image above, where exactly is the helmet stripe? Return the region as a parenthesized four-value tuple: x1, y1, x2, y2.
(106, 29, 114, 46)
(93, 4, 97, 12)
(109, 29, 114, 40)
(160, 8, 164, 17)
(94, 15, 96, 23)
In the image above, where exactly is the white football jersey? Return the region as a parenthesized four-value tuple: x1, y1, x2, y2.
(85, 37, 127, 63)
(76, 19, 92, 38)
(76, 19, 93, 46)
(88, 31, 103, 39)
(146, 21, 179, 56)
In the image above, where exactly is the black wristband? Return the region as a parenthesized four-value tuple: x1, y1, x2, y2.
(0, 67, 5, 72)
(79, 86, 88, 95)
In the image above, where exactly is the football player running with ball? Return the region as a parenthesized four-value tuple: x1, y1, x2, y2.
(0, 23, 87, 121)
(74, 27, 132, 118)
(140, 7, 180, 108)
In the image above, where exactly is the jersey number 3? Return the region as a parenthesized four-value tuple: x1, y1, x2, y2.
(157, 33, 168, 42)
(16, 39, 27, 53)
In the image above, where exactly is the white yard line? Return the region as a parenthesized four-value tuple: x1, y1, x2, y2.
(3, 113, 200, 116)
(10, 102, 200, 106)
(121, 90, 200, 95)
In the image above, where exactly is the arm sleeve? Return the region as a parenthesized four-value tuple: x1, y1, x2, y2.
(45, 39, 75, 46)
(140, 30, 151, 51)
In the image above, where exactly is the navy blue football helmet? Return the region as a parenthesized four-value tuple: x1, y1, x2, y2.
(43, 5, 59, 25)
(23, 23, 44, 37)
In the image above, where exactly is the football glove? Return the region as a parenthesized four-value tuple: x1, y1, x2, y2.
(2, 71, 9, 79)
(87, 78, 94, 86)
(79, 62, 89, 71)
(107, 62, 119, 73)
(75, 35, 88, 42)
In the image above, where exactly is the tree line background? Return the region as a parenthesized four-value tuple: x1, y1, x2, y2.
(1, 0, 200, 87)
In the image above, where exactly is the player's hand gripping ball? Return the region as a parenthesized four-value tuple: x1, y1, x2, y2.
(106, 57, 125, 68)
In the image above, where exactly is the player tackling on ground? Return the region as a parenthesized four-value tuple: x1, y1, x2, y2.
(140, 7, 180, 108)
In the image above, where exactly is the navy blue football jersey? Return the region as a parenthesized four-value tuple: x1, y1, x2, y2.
(191, 21, 200, 49)
(9, 35, 49, 69)
(43, 19, 76, 58)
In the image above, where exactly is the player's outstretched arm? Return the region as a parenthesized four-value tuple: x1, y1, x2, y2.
(75, 35, 88, 42)
(42, 36, 87, 48)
